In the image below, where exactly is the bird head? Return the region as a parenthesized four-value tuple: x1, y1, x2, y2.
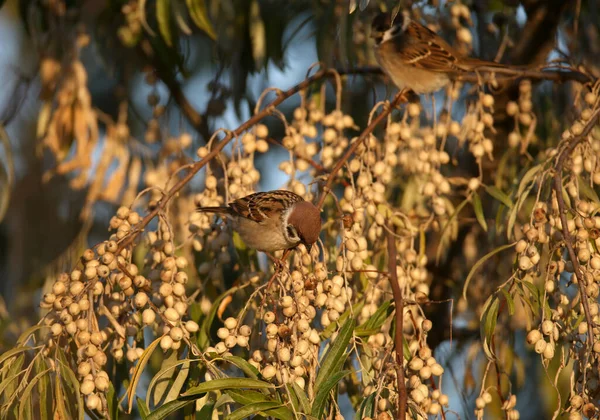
(286, 201, 321, 253)
(371, 10, 411, 45)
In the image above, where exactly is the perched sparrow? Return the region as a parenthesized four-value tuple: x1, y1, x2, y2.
(197, 190, 321, 253)
(371, 11, 517, 94)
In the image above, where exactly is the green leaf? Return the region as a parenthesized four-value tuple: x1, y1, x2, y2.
(472, 193, 488, 232)
(223, 355, 259, 379)
(35, 356, 51, 420)
(149, 351, 190, 406)
(480, 295, 500, 360)
(127, 336, 162, 412)
(157, 0, 173, 46)
(196, 394, 216, 419)
(226, 389, 294, 420)
(321, 301, 363, 339)
(56, 355, 84, 420)
(507, 164, 542, 238)
(311, 370, 351, 418)
(18, 368, 52, 419)
(500, 288, 515, 316)
(355, 392, 376, 420)
(355, 300, 392, 336)
(290, 382, 311, 415)
(106, 382, 119, 420)
(183, 378, 274, 397)
(520, 279, 542, 313)
(500, 288, 515, 315)
(462, 242, 516, 302)
(146, 396, 197, 420)
(186, 0, 216, 40)
(138, 397, 150, 419)
(485, 185, 513, 208)
(578, 175, 600, 204)
(315, 317, 354, 391)
(225, 402, 286, 420)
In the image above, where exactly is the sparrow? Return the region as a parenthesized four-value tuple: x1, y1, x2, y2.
(197, 190, 321, 253)
(371, 10, 519, 94)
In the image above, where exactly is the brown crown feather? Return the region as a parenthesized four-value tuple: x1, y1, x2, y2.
(287, 201, 321, 246)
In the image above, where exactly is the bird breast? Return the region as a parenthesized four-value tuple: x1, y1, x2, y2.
(375, 42, 450, 94)
(232, 216, 298, 253)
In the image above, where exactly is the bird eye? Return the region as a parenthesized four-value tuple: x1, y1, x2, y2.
(286, 225, 299, 241)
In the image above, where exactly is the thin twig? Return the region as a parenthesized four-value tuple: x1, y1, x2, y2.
(387, 224, 408, 419)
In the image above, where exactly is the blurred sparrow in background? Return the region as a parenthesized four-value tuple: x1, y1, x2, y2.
(371, 10, 519, 94)
(197, 190, 321, 253)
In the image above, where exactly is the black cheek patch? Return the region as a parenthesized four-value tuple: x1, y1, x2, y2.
(287, 225, 295, 238)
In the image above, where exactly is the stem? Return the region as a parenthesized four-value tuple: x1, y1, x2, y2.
(387, 225, 407, 419)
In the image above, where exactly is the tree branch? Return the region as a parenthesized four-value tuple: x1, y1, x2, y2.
(387, 224, 408, 419)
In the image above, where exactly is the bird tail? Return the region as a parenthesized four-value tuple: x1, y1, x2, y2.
(460, 58, 555, 78)
(197, 206, 231, 214)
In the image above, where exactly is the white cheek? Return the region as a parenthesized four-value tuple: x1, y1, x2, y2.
(381, 29, 396, 43)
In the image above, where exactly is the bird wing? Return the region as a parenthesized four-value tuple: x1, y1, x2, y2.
(400, 21, 462, 73)
(229, 191, 304, 224)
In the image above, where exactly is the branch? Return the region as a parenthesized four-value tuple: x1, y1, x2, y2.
(317, 91, 406, 209)
(552, 106, 600, 353)
(336, 65, 593, 85)
(387, 224, 408, 419)
(116, 68, 341, 254)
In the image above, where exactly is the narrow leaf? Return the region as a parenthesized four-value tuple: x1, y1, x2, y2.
(138, 397, 150, 419)
(485, 185, 513, 208)
(355, 392, 376, 420)
(127, 336, 162, 413)
(183, 378, 274, 397)
(311, 370, 350, 418)
(185, 0, 216, 39)
(315, 318, 354, 391)
(480, 296, 500, 360)
(146, 396, 196, 420)
(462, 243, 516, 302)
(355, 300, 392, 336)
(291, 382, 311, 415)
(226, 389, 293, 420)
(223, 356, 259, 379)
(472, 193, 488, 232)
(157, 0, 173, 46)
(225, 402, 284, 420)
